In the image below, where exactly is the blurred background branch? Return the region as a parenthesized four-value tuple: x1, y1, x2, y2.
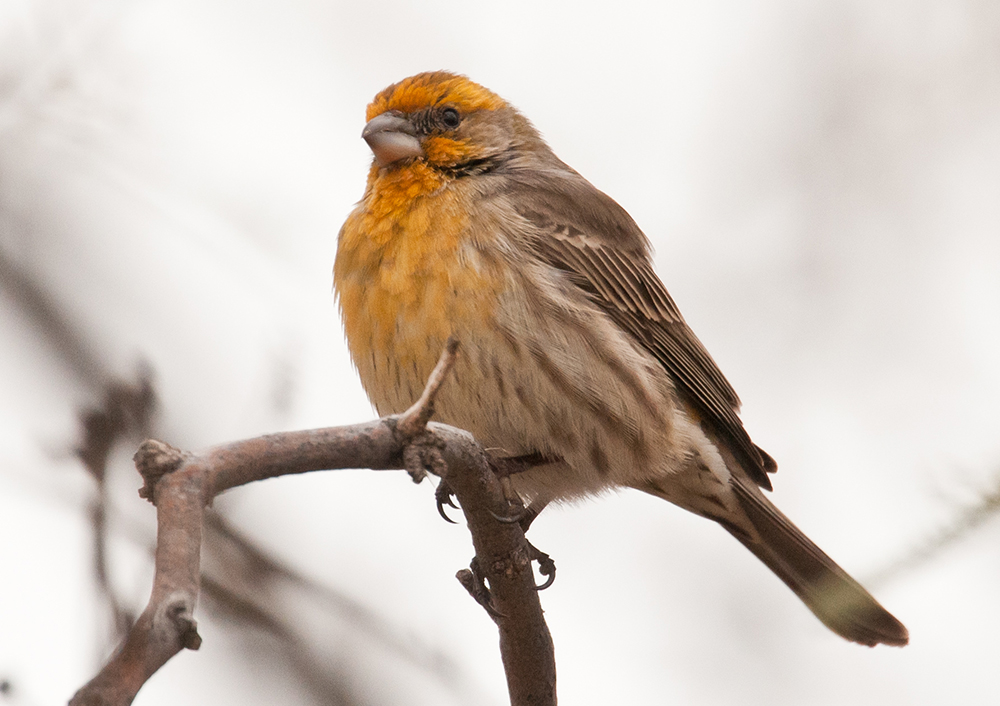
(868, 468, 1000, 587)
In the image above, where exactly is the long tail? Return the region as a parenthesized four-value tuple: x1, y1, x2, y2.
(725, 477, 908, 647)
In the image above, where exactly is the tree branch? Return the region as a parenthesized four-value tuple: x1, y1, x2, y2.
(70, 342, 556, 706)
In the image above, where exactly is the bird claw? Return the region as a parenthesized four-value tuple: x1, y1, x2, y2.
(528, 541, 556, 590)
(435, 480, 460, 524)
(492, 500, 545, 532)
(488, 501, 529, 525)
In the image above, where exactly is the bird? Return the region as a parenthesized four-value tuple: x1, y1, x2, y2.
(333, 71, 908, 647)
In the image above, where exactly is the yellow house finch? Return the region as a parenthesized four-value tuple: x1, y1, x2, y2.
(334, 71, 908, 647)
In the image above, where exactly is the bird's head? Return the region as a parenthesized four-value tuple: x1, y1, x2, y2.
(361, 72, 540, 174)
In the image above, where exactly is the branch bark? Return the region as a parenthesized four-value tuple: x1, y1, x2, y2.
(70, 342, 556, 706)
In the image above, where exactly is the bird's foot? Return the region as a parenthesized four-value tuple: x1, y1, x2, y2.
(402, 430, 447, 485)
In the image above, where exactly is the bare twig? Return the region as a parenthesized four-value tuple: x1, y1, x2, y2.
(397, 336, 460, 438)
(70, 342, 556, 706)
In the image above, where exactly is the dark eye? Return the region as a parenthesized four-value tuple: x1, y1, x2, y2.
(441, 107, 461, 129)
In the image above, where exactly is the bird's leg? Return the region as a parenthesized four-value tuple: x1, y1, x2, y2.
(488, 453, 559, 590)
(444, 451, 560, 591)
(487, 452, 559, 521)
(437, 452, 558, 524)
(492, 498, 556, 590)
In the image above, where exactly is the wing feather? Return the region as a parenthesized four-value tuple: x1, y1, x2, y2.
(505, 172, 776, 488)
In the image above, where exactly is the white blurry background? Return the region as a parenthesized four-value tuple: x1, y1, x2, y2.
(1, 0, 998, 704)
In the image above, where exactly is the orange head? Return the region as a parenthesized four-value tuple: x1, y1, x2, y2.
(361, 71, 544, 173)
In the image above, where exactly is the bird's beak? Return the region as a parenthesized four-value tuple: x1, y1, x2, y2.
(362, 113, 423, 167)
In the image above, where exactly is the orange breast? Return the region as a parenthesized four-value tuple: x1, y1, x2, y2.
(334, 163, 504, 411)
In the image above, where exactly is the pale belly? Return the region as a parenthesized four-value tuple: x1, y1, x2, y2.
(347, 265, 700, 505)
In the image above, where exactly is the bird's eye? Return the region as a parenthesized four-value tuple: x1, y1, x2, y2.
(441, 107, 461, 129)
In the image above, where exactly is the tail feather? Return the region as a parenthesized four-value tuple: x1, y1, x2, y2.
(727, 478, 908, 647)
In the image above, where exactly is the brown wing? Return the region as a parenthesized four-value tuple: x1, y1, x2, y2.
(503, 168, 777, 489)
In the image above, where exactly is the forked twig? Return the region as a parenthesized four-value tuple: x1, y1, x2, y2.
(69, 341, 556, 706)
